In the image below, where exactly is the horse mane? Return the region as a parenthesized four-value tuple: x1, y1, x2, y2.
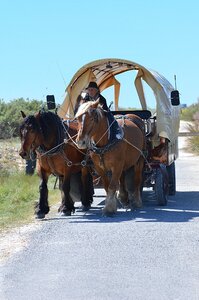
(21, 111, 65, 143)
(20, 115, 39, 131)
(75, 100, 104, 119)
(38, 111, 65, 142)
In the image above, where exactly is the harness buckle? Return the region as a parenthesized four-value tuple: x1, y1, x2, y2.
(81, 160, 87, 167)
(67, 161, 72, 167)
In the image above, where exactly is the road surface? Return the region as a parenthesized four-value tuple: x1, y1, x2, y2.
(0, 128, 199, 300)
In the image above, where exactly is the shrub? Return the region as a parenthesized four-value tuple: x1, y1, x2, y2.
(180, 101, 199, 121)
(0, 98, 43, 139)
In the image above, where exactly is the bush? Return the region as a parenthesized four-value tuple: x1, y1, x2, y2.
(181, 101, 199, 121)
(180, 100, 199, 155)
(0, 98, 43, 139)
(186, 119, 199, 155)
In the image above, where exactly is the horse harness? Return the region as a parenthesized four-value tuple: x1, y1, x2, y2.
(89, 112, 124, 155)
(89, 114, 148, 174)
(36, 120, 88, 173)
(88, 113, 123, 172)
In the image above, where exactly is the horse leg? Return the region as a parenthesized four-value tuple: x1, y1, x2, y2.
(35, 173, 50, 219)
(58, 175, 75, 216)
(102, 168, 122, 216)
(91, 164, 117, 215)
(124, 166, 135, 210)
(81, 167, 94, 211)
(130, 157, 144, 210)
(117, 171, 129, 208)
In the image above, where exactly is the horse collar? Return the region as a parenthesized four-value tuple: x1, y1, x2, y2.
(90, 112, 124, 155)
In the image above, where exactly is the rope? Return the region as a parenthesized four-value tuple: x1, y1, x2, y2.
(94, 118, 115, 146)
(89, 116, 151, 170)
(123, 137, 152, 170)
(64, 131, 87, 156)
(39, 141, 65, 157)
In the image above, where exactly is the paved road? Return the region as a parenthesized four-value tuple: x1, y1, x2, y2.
(0, 138, 199, 300)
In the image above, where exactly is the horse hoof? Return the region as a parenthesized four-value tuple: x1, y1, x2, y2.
(133, 203, 142, 209)
(131, 205, 142, 212)
(81, 205, 91, 212)
(60, 211, 71, 217)
(35, 213, 45, 219)
(102, 209, 115, 217)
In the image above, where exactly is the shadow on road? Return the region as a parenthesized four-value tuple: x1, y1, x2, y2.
(43, 191, 199, 224)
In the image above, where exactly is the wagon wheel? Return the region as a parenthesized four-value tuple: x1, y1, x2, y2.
(154, 165, 168, 206)
(166, 162, 176, 195)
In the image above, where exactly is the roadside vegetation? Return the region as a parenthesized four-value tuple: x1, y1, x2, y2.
(180, 101, 199, 121)
(0, 98, 43, 139)
(0, 171, 59, 231)
(0, 136, 60, 231)
(180, 100, 199, 154)
(0, 98, 59, 231)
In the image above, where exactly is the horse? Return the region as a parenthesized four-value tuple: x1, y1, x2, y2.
(75, 99, 146, 216)
(19, 110, 93, 219)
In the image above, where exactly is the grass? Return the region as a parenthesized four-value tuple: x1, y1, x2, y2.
(0, 171, 60, 232)
(180, 104, 199, 155)
(0, 138, 60, 232)
(186, 122, 199, 154)
(0, 138, 25, 173)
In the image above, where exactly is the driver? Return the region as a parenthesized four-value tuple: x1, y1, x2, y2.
(85, 81, 109, 111)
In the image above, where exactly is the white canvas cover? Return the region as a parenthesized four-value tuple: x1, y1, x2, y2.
(57, 58, 180, 143)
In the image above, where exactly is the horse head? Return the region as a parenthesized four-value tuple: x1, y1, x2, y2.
(19, 111, 43, 159)
(75, 99, 103, 149)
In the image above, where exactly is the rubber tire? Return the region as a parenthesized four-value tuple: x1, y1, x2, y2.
(154, 166, 168, 206)
(166, 162, 176, 196)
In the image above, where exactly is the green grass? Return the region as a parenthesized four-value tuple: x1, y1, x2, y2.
(0, 172, 60, 231)
(180, 102, 199, 121)
(0, 138, 60, 232)
(186, 122, 199, 154)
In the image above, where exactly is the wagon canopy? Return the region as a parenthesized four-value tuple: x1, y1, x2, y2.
(57, 58, 180, 142)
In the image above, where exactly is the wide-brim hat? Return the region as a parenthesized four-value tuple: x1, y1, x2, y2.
(86, 81, 99, 90)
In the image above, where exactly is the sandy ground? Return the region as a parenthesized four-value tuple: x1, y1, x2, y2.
(0, 201, 61, 265)
(0, 223, 42, 264)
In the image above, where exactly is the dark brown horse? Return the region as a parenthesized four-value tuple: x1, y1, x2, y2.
(75, 100, 146, 216)
(19, 110, 93, 219)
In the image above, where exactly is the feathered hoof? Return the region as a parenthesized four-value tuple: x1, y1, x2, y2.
(35, 213, 45, 219)
(102, 208, 116, 217)
(132, 203, 142, 210)
(135, 202, 143, 208)
(81, 204, 91, 212)
(116, 194, 129, 209)
(60, 211, 72, 216)
(119, 201, 130, 209)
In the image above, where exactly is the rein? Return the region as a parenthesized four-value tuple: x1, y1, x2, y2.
(37, 141, 65, 157)
(90, 113, 122, 155)
(88, 112, 151, 169)
(36, 119, 88, 167)
(123, 137, 151, 170)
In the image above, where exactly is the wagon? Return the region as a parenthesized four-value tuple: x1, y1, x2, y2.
(55, 58, 181, 206)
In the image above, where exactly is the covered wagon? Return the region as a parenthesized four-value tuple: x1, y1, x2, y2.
(54, 58, 181, 205)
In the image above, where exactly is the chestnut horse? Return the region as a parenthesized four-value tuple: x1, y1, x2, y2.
(75, 100, 146, 216)
(19, 110, 93, 219)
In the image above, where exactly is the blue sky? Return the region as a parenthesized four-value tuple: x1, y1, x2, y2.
(0, 0, 199, 108)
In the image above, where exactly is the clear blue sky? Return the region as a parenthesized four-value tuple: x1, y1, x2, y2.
(0, 0, 198, 108)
